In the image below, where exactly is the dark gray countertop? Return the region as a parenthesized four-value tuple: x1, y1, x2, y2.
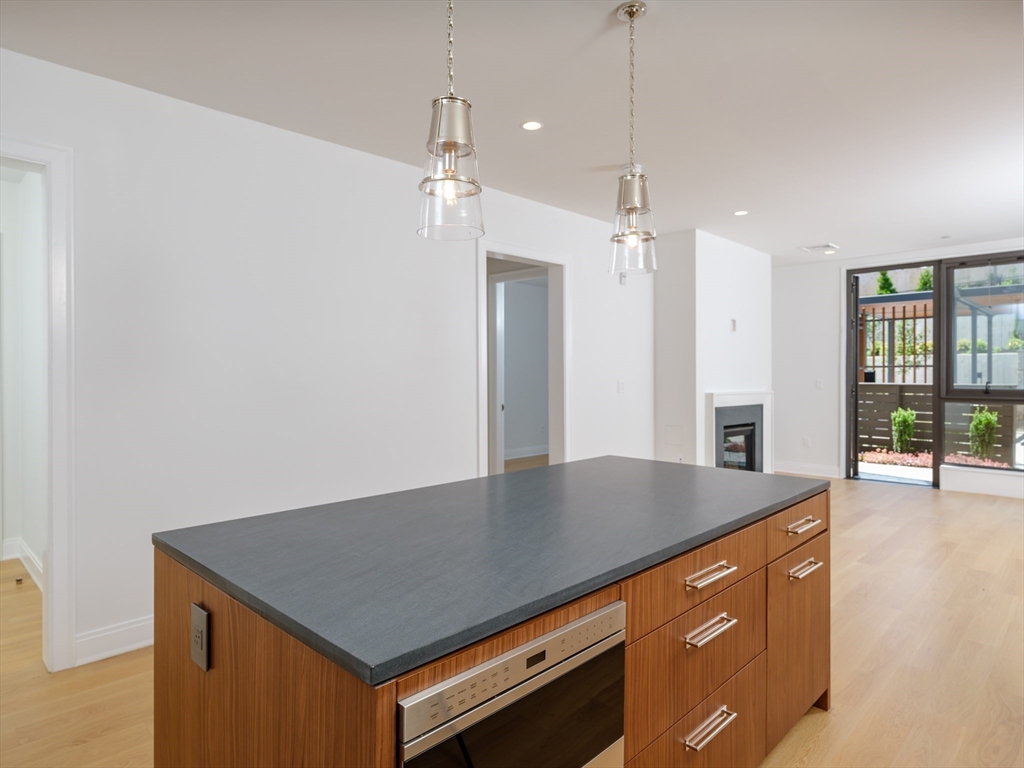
(153, 456, 828, 686)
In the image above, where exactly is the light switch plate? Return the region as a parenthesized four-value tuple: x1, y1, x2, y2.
(190, 603, 210, 671)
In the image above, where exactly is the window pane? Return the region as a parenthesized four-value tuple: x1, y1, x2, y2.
(943, 402, 1023, 471)
(951, 262, 1024, 389)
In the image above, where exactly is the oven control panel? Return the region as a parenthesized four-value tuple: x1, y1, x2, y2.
(398, 600, 625, 742)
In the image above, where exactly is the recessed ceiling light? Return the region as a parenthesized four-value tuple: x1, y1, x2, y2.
(734, 210, 749, 216)
(823, 250, 836, 255)
(521, 121, 543, 131)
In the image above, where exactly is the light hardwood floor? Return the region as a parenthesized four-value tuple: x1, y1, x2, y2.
(0, 560, 153, 767)
(0, 478, 1020, 768)
(505, 453, 549, 473)
(764, 478, 1023, 768)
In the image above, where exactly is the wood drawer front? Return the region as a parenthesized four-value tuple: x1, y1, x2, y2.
(766, 491, 829, 563)
(766, 531, 830, 753)
(628, 652, 767, 768)
(625, 569, 766, 761)
(621, 521, 765, 643)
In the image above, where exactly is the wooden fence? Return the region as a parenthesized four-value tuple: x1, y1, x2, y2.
(943, 402, 1017, 465)
(858, 383, 1016, 464)
(857, 384, 934, 453)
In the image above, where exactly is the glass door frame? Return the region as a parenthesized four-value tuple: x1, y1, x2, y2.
(846, 259, 942, 487)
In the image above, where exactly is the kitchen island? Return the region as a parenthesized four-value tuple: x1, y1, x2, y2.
(154, 456, 831, 767)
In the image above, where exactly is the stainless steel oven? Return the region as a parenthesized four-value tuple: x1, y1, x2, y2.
(398, 601, 626, 768)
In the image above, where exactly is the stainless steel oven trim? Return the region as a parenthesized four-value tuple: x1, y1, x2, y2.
(399, 629, 625, 763)
(400, 601, 625, 742)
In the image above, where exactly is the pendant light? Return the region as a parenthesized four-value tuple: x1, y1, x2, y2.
(610, 2, 657, 275)
(418, 0, 484, 240)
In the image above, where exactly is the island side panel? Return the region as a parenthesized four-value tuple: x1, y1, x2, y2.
(155, 550, 396, 768)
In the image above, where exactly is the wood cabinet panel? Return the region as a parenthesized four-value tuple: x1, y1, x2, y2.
(766, 531, 831, 753)
(395, 584, 620, 699)
(253, 619, 395, 768)
(155, 549, 207, 768)
(154, 551, 396, 768)
(620, 521, 766, 643)
(625, 569, 766, 760)
(766, 491, 829, 563)
(628, 652, 767, 768)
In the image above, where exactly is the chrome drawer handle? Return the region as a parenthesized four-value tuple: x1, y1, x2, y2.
(786, 517, 821, 536)
(788, 558, 824, 580)
(684, 613, 738, 648)
(684, 561, 738, 591)
(683, 705, 738, 752)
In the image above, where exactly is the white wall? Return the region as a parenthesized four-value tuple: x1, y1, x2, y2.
(503, 279, 548, 458)
(772, 260, 842, 477)
(0, 161, 49, 581)
(0, 49, 654, 663)
(772, 239, 1024, 479)
(654, 230, 772, 465)
(654, 230, 697, 463)
(692, 230, 773, 465)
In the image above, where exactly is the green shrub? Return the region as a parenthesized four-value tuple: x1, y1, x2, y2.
(969, 407, 998, 459)
(891, 407, 916, 453)
(916, 267, 933, 291)
(1007, 336, 1024, 352)
(877, 271, 896, 295)
(956, 338, 988, 352)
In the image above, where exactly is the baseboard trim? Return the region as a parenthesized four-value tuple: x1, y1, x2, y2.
(939, 465, 1024, 500)
(2, 537, 44, 589)
(75, 615, 154, 666)
(774, 461, 843, 479)
(2, 537, 22, 561)
(505, 445, 549, 460)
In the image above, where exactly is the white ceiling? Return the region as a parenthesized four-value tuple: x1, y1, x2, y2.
(1, 0, 1021, 265)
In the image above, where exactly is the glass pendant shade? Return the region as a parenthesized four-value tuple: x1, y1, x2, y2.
(609, 168, 657, 274)
(418, 96, 484, 240)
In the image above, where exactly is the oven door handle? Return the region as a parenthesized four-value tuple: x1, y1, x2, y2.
(400, 630, 625, 763)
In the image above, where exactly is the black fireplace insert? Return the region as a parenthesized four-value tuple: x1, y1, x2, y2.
(714, 404, 764, 472)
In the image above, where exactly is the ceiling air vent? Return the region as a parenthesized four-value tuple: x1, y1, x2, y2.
(799, 243, 839, 254)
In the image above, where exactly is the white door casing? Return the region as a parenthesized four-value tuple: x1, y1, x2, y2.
(0, 137, 76, 671)
(477, 240, 570, 477)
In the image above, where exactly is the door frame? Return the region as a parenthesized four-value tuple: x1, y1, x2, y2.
(487, 267, 547, 474)
(1, 136, 77, 671)
(477, 239, 571, 477)
(844, 259, 941, 488)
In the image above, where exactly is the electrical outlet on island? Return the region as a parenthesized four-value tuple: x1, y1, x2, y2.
(190, 603, 210, 671)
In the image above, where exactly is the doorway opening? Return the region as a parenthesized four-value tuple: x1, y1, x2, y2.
(848, 264, 937, 486)
(480, 247, 568, 476)
(0, 138, 75, 672)
(1, 155, 50, 650)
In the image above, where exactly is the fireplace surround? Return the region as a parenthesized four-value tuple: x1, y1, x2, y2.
(704, 391, 774, 473)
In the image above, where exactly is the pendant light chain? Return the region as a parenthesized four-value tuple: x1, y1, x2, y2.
(447, 0, 455, 97)
(628, 12, 636, 172)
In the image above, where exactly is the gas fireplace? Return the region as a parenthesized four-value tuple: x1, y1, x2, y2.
(714, 404, 764, 472)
